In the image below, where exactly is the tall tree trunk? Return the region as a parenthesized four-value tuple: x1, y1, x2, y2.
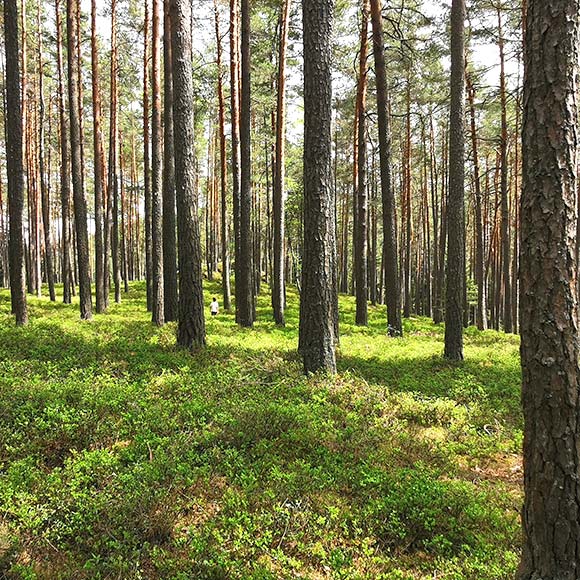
(339, 184, 349, 294)
(429, 113, 440, 322)
(498, 3, 512, 333)
(512, 74, 521, 330)
(466, 69, 487, 330)
(120, 150, 129, 292)
(150, 0, 164, 326)
(337, 115, 349, 295)
(205, 123, 214, 281)
(108, 0, 121, 305)
(55, 0, 71, 303)
(4, 0, 27, 324)
(252, 157, 261, 297)
(237, 0, 254, 327)
(169, 0, 206, 350)
(163, 0, 178, 321)
(369, 146, 378, 306)
(444, 0, 465, 360)
(37, 4, 55, 302)
(433, 125, 448, 324)
(21, 0, 36, 298)
(350, 99, 360, 298)
(143, 0, 152, 311)
(272, 0, 291, 326)
(230, 0, 241, 322)
(0, 153, 7, 288)
(213, 0, 232, 312)
(403, 79, 412, 317)
(91, 0, 106, 312)
(67, 0, 92, 320)
(299, 0, 337, 374)
(518, 0, 580, 577)
(369, 0, 402, 336)
(354, 0, 369, 326)
(420, 117, 432, 316)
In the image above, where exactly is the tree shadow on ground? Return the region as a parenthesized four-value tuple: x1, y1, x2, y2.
(338, 349, 521, 423)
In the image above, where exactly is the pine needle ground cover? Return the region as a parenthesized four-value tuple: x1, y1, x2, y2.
(0, 283, 521, 579)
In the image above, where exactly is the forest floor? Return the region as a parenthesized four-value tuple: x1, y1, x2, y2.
(0, 281, 522, 580)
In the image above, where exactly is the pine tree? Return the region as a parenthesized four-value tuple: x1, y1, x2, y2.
(299, 0, 337, 373)
(169, 0, 206, 350)
(4, 0, 28, 325)
(518, 0, 580, 576)
(444, 0, 465, 360)
(66, 0, 92, 320)
(369, 0, 402, 337)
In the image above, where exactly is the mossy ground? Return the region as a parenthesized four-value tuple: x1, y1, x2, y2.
(0, 281, 522, 579)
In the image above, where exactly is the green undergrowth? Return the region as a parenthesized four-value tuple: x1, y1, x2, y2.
(0, 281, 522, 579)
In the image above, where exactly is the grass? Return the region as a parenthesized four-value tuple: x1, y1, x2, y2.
(0, 281, 522, 579)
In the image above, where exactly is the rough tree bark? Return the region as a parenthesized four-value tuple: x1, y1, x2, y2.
(162, 0, 178, 321)
(66, 0, 92, 320)
(4, 0, 28, 325)
(237, 0, 254, 327)
(272, 0, 291, 326)
(108, 0, 121, 305)
(169, 0, 206, 350)
(444, 0, 465, 360)
(213, 0, 232, 312)
(55, 0, 71, 304)
(150, 0, 164, 326)
(354, 0, 369, 326)
(403, 79, 412, 318)
(466, 69, 487, 330)
(37, 4, 55, 302)
(230, 0, 241, 322)
(518, 0, 580, 577)
(369, 0, 402, 337)
(143, 0, 152, 311)
(497, 2, 512, 333)
(91, 0, 106, 312)
(299, 0, 337, 374)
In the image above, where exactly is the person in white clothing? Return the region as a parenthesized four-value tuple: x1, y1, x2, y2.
(210, 297, 219, 317)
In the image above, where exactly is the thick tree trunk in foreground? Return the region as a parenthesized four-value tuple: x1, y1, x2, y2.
(369, 0, 402, 337)
(151, 0, 164, 326)
(518, 0, 580, 577)
(299, 0, 337, 374)
(169, 0, 206, 350)
(444, 0, 465, 360)
(237, 0, 254, 327)
(67, 0, 92, 320)
(4, 0, 27, 325)
(163, 1, 178, 322)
